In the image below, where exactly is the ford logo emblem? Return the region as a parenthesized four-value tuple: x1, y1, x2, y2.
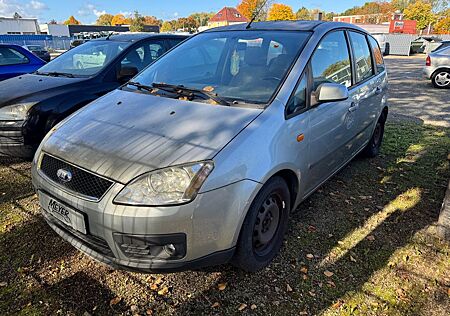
(57, 169, 72, 183)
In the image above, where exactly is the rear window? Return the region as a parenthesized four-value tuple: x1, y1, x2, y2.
(0, 47, 29, 66)
(368, 36, 385, 73)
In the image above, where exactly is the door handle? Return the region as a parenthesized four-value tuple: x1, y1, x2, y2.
(375, 86, 383, 95)
(348, 102, 359, 112)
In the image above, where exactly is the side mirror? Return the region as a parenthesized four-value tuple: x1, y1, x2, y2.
(315, 83, 349, 103)
(118, 65, 139, 82)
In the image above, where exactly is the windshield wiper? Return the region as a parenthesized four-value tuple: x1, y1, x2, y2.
(152, 82, 230, 106)
(127, 81, 154, 92)
(36, 71, 74, 78)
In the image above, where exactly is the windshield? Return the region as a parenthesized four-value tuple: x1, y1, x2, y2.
(38, 40, 130, 77)
(132, 30, 310, 105)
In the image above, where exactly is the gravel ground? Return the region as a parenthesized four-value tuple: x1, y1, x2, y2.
(384, 55, 450, 127)
(1, 56, 450, 316)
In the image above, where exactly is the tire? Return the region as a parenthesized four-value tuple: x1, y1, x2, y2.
(232, 176, 291, 272)
(362, 112, 386, 158)
(432, 70, 450, 89)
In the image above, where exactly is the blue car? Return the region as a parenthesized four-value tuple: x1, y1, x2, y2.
(0, 44, 46, 81)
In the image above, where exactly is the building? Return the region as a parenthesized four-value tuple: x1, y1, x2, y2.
(208, 7, 248, 28)
(0, 15, 40, 35)
(333, 14, 386, 25)
(39, 24, 70, 37)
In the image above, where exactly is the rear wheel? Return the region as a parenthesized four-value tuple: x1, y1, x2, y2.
(362, 113, 386, 158)
(232, 176, 290, 272)
(432, 70, 450, 88)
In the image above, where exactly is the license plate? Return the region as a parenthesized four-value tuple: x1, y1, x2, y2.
(39, 192, 87, 234)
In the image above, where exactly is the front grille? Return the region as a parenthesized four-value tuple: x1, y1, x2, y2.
(39, 154, 113, 200)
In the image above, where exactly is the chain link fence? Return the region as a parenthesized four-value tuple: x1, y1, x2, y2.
(0, 35, 71, 51)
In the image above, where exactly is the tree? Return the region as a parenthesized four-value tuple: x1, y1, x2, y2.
(189, 12, 215, 27)
(129, 11, 145, 32)
(404, 0, 436, 30)
(144, 16, 162, 26)
(434, 8, 450, 34)
(267, 3, 296, 21)
(296, 7, 312, 20)
(64, 16, 81, 25)
(96, 13, 113, 26)
(160, 21, 175, 32)
(237, 0, 268, 21)
(111, 14, 128, 26)
(49, 19, 58, 24)
(392, 0, 415, 12)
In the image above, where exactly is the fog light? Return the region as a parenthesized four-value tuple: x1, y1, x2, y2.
(113, 233, 186, 260)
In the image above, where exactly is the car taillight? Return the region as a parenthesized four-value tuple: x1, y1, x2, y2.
(426, 56, 431, 66)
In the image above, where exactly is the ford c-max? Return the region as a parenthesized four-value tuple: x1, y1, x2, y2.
(32, 21, 388, 272)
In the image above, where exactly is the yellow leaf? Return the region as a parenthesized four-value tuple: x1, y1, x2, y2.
(158, 287, 169, 296)
(300, 267, 308, 274)
(238, 303, 247, 311)
(218, 282, 227, 291)
(110, 297, 121, 306)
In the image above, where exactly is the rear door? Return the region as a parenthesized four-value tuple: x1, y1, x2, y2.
(305, 30, 357, 192)
(347, 31, 382, 153)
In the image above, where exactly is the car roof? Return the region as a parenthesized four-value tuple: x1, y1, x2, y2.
(203, 21, 366, 33)
(0, 43, 24, 48)
(93, 33, 188, 42)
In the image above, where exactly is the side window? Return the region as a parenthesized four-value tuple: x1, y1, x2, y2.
(311, 31, 352, 90)
(0, 47, 29, 66)
(121, 45, 146, 72)
(368, 36, 385, 73)
(349, 32, 374, 83)
(286, 75, 307, 117)
(147, 41, 166, 62)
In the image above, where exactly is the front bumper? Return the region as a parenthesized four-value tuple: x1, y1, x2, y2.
(32, 155, 261, 272)
(0, 120, 34, 158)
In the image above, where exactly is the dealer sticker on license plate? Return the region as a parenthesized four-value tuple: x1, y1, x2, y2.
(39, 192, 87, 234)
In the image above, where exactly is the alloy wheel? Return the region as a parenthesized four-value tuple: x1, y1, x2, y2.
(434, 71, 450, 87)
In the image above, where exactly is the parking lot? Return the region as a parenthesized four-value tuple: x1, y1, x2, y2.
(0, 56, 449, 316)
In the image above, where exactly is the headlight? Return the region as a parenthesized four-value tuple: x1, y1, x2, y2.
(114, 161, 214, 206)
(0, 102, 36, 121)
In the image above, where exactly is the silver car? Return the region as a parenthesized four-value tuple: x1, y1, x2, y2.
(32, 21, 388, 272)
(423, 45, 450, 88)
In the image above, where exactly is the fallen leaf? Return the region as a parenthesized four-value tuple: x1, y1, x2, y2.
(218, 282, 227, 291)
(238, 303, 247, 311)
(150, 284, 158, 290)
(250, 304, 257, 310)
(203, 86, 215, 92)
(146, 309, 153, 315)
(350, 255, 357, 262)
(110, 297, 121, 306)
(158, 287, 169, 296)
(302, 274, 308, 280)
(286, 284, 293, 292)
(299, 312, 308, 315)
(332, 300, 343, 309)
(327, 280, 336, 287)
(154, 277, 163, 285)
(309, 291, 316, 297)
(0, 282, 7, 287)
(212, 302, 220, 308)
(306, 254, 314, 260)
(300, 267, 308, 274)
(324, 270, 334, 277)
(447, 287, 450, 297)
(366, 235, 376, 241)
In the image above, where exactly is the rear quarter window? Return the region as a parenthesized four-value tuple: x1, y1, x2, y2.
(368, 36, 385, 73)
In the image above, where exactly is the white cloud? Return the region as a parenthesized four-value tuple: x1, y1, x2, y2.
(0, 0, 48, 18)
(78, 3, 105, 18)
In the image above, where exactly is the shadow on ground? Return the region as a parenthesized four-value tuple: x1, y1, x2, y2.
(0, 122, 449, 316)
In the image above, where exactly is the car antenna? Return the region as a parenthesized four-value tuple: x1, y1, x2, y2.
(105, 32, 114, 40)
(246, 0, 269, 29)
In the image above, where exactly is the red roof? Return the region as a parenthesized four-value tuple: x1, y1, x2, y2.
(210, 7, 248, 23)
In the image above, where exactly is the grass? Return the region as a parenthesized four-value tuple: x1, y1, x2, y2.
(0, 122, 449, 316)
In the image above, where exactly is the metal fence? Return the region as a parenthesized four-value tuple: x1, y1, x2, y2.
(0, 34, 71, 51)
(385, 34, 450, 56)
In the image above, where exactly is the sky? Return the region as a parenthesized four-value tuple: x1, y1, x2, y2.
(0, 0, 370, 24)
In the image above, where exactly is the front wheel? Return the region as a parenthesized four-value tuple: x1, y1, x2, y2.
(232, 176, 290, 272)
(362, 113, 386, 158)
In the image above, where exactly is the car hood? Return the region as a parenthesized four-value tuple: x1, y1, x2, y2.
(42, 89, 263, 184)
(0, 74, 86, 107)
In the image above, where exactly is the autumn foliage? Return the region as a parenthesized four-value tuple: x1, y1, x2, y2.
(267, 4, 296, 21)
(111, 14, 129, 26)
(237, 0, 266, 21)
(63, 16, 80, 25)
